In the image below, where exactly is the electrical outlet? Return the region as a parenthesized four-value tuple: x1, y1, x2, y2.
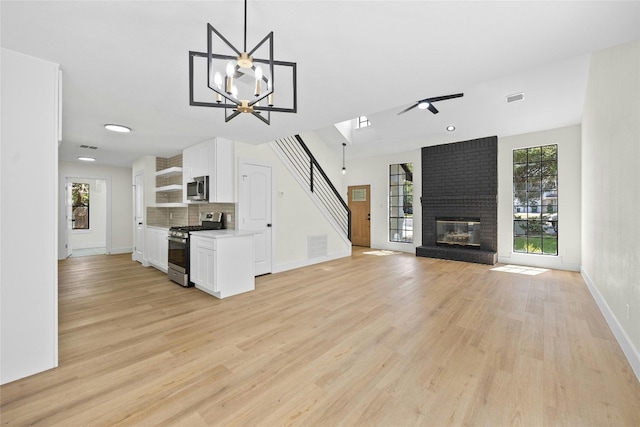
(169, 212, 173, 220)
(626, 304, 630, 320)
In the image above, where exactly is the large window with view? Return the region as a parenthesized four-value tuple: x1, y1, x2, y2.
(513, 145, 558, 255)
(389, 163, 413, 243)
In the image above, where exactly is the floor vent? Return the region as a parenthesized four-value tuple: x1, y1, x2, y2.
(308, 234, 328, 258)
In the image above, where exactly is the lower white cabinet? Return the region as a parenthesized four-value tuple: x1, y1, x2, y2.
(147, 227, 168, 272)
(191, 235, 216, 292)
(190, 232, 254, 299)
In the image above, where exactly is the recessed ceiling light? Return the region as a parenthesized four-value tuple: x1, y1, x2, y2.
(446, 125, 456, 132)
(104, 124, 131, 133)
(78, 156, 96, 162)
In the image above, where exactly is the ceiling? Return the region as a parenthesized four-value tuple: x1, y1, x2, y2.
(2, 1, 639, 167)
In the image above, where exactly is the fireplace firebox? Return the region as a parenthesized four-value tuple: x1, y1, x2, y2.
(436, 218, 481, 248)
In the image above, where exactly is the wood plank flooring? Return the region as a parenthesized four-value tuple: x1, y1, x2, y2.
(1, 248, 639, 426)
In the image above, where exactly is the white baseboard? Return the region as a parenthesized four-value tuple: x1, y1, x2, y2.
(72, 241, 106, 250)
(109, 247, 132, 255)
(581, 267, 640, 383)
(273, 250, 351, 274)
(498, 253, 580, 272)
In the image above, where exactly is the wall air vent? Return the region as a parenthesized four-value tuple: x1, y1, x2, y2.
(80, 145, 99, 150)
(506, 92, 525, 103)
(308, 234, 328, 258)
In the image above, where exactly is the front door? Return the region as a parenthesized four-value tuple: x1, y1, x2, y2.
(348, 185, 371, 247)
(239, 160, 272, 276)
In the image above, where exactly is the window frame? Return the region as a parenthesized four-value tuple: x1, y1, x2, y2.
(72, 182, 90, 230)
(388, 162, 413, 244)
(513, 144, 558, 255)
(356, 115, 371, 129)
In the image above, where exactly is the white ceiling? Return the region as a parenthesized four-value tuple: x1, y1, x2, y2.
(2, 1, 639, 167)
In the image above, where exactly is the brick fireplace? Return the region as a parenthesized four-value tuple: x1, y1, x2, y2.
(416, 136, 498, 264)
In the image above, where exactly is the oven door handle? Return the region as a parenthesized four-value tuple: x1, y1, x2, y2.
(167, 236, 187, 244)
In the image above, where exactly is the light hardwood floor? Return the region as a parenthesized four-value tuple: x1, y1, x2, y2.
(1, 249, 639, 426)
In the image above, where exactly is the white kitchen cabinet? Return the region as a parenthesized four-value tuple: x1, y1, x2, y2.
(182, 138, 234, 203)
(147, 226, 168, 272)
(191, 235, 216, 293)
(190, 231, 254, 299)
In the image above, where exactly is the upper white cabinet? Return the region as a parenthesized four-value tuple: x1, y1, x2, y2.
(182, 138, 234, 203)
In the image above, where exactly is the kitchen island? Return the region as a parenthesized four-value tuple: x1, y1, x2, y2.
(189, 230, 255, 299)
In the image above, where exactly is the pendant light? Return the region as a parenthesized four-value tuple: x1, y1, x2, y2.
(342, 143, 346, 174)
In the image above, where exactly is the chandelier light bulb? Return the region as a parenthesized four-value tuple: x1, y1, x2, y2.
(214, 72, 222, 88)
(254, 66, 262, 96)
(226, 61, 235, 77)
(225, 62, 234, 94)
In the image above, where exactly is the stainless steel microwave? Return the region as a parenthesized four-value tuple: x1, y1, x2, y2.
(186, 176, 209, 202)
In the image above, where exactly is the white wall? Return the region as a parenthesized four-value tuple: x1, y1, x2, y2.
(69, 178, 107, 249)
(234, 140, 351, 272)
(1, 49, 59, 384)
(58, 161, 133, 258)
(581, 40, 640, 378)
(345, 149, 422, 253)
(497, 125, 582, 271)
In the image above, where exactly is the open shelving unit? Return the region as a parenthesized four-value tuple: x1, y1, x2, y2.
(155, 165, 185, 207)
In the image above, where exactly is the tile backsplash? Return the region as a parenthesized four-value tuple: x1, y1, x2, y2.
(147, 203, 236, 229)
(148, 153, 235, 229)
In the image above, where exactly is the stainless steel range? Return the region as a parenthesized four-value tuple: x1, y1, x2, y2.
(167, 213, 225, 287)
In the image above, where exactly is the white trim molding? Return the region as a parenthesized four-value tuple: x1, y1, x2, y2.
(581, 267, 640, 383)
(273, 249, 352, 274)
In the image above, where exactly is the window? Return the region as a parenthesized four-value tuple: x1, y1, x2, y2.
(356, 115, 370, 129)
(513, 145, 557, 255)
(389, 163, 413, 243)
(72, 183, 90, 230)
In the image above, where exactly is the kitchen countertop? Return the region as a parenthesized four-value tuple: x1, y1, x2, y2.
(189, 229, 256, 239)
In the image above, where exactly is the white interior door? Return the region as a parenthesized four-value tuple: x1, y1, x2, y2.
(65, 180, 73, 258)
(133, 172, 144, 263)
(239, 160, 272, 276)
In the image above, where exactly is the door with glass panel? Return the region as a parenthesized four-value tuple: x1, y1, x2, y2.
(348, 185, 370, 247)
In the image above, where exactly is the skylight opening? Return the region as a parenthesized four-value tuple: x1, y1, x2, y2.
(356, 115, 371, 129)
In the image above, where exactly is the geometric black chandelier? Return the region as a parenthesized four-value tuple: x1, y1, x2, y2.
(188, 0, 297, 125)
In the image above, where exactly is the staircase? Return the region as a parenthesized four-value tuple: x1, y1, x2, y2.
(271, 135, 351, 241)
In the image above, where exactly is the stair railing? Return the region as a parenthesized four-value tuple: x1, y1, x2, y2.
(273, 135, 351, 241)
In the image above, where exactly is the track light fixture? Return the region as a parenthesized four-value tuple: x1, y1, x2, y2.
(188, 0, 297, 124)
